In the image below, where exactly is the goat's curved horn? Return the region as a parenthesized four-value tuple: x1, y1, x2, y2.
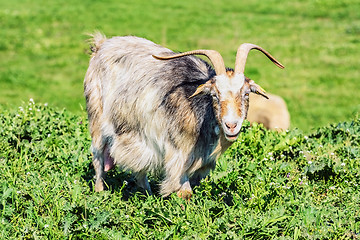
(153, 50, 226, 75)
(234, 43, 284, 74)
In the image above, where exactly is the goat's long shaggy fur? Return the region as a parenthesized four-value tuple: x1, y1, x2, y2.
(84, 33, 284, 198)
(85, 34, 221, 196)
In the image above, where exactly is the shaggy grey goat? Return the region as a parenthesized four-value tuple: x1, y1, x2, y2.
(84, 32, 284, 199)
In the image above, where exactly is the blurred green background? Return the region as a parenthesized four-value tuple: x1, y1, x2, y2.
(1, 0, 359, 131)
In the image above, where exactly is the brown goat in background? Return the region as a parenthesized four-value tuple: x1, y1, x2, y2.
(247, 93, 290, 131)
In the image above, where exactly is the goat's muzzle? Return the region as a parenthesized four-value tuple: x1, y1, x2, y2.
(222, 120, 243, 142)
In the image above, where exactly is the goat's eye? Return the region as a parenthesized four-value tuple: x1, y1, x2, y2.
(244, 93, 249, 97)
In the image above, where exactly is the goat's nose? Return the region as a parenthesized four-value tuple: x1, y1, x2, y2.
(225, 122, 237, 131)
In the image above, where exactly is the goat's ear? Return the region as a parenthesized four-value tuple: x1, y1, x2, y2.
(249, 81, 269, 99)
(189, 80, 213, 98)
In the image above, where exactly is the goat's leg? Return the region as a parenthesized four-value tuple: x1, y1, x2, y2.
(161, 174, 192, 200)
(189, 162, 215, 186)
(176, 176, 192, 200)
(92, 145, 106, 192)
(134, 171, 152, 195)
(189, 168, 209, 187)
(92, 142, 114, 191)
(160, 165, 192, 200)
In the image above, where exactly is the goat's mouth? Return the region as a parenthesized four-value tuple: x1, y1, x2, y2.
(224, 132, 240, 142)
(222, 121, 242, 142)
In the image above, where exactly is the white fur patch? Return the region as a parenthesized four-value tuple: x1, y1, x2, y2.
(224, 104, 239, 123)
(215, 73, 246, 138)
(215, 73, 245, 96)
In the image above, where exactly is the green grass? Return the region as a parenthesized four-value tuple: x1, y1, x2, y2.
(1, 0, 360, 131)
(1, 101, 359, 239)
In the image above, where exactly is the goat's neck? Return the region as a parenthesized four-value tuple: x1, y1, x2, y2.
(219, 133, 233, 154)
(211, 132, 234, 159)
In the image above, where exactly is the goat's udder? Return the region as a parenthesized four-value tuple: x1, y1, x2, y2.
(104, 146, 115, 172)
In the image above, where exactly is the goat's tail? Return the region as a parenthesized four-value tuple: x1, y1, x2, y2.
(87, 31, 107, 55)
(84, 32, 105, 146)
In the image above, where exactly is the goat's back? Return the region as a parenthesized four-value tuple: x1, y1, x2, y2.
(84, 35, 217, 156)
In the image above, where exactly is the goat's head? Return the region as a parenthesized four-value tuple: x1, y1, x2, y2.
(153, 43, 284, 142)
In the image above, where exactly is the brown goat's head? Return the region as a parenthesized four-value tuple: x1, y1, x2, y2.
(153, 43, 284, 142)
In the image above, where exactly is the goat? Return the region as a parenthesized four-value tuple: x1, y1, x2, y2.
(247, 93, 290, 131)
(84, 32, 284, 199)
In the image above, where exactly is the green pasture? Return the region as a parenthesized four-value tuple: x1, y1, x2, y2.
(1, 0, 359, 131)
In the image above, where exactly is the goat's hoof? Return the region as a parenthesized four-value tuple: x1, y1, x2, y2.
(177, 189, 192, 200)
(94, 180, 105, 192)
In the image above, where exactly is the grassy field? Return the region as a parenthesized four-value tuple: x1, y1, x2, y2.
(1, 0, 360, 131)
(0, 101, 359, 239)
